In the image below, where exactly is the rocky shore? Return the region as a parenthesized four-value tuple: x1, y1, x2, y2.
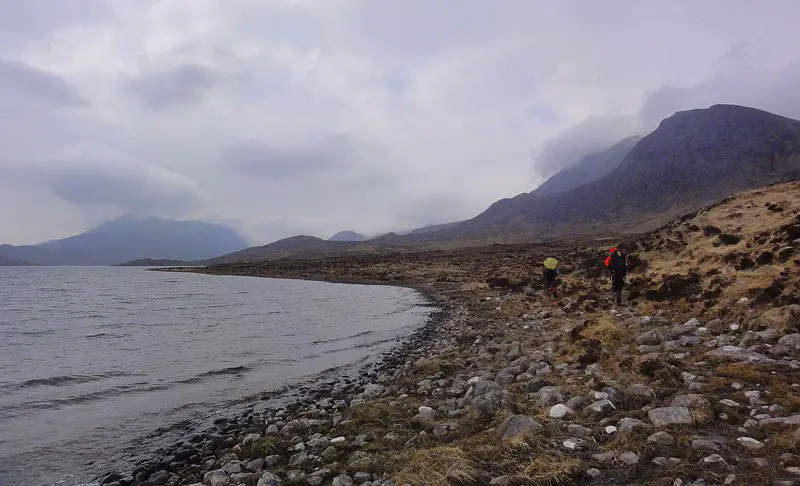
(103, 182, 800, 486)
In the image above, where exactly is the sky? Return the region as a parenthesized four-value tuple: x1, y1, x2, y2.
(2, 1, 800, 245)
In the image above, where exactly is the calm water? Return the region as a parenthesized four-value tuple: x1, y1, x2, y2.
(0, 267, 430, 486)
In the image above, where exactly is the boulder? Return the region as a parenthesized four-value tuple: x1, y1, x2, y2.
(548, 404, 572, 419)
(648, 407, 694, 427)
(496, 415, 543, 441)
(704, 346, 775, 364)
(671, 394, 711, 410)
(647, 431, 675, 447)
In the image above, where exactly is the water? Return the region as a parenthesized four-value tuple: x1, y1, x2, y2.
(0, 267, 431, 486)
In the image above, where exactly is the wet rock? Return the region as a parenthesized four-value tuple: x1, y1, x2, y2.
(671, 394, 711, 410)
(496, 414, 543, 441)
(549, 404, 573, 419)
(649, 407, 694, 427)
(203, 470, 229, 486)
(647, 431, 675, 447)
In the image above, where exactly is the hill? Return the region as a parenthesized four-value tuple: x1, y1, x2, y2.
(0, 216, 248, 265)
(442, 104, 800, 240)
(329, 231, 366, 242)
(116, 258, 190, 267)
(532, 135, 641, 196)
(0, 255, 38, 266)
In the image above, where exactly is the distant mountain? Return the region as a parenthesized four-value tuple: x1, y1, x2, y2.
(116, 258, 189, 267)
(329, 230, 366, 242)
(0, 216, 248, 265)
(0, 255, 37, 266)
(533, 136, 641, 196)
(435, 104, 800, 239)
(408, 221, 465, 235)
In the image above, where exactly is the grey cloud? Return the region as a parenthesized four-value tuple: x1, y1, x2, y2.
(0, 0, 110, 47)
(0, 59, 88, 107)
(17, 150, 203, 217)
(224, 136, 377, 181)
(127, 64, 215, 109)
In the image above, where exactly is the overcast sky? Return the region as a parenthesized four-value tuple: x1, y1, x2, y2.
(2, 1, 800, 245)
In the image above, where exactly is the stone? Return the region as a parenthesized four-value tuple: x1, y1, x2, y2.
(592, 452, 617, 464)
(619, 452, 640, 465)
(779, 333, 800, 349)
(618, 418, 647, 434)
(671, 394, 711, 410)
(701, 454, 730, 470)
(652, 457, 682, 467)
(353, 472, 372, 483)
(149, 471, 169, 485)
(536, 386, 564, 407)
(496, 414, 543, 441)
(604, 426, 618, 434)
(567, 424, 590, 437)
(585, 399, 615, 416)
(256, 472, 282, 486)
(648, 407, 694, 427)
(331, 436, 347, 447)
(242, 433, 262, 446)
(586, 468, 601, 479)
(203, 470, 229, 486)
(705, 346, 775, 364)
(413, 406, 436, 428)
(288, 452, 309, 468)
(719, 399, 741, 409)
(737, 437, 765, 450)
(489, 476, 511, 485)
(706, 319, 727, 334)
(636, 330, 663, 346)
(332, 475, 354, 486)
(549, 404, 573, 419)
(759, 414, 800, 429)
(647, 431, 675, 447)
(628, 384, 656, 400)
(692, 439, 720, 453)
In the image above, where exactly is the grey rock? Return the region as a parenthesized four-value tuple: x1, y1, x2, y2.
(536, 386, 564, 407)
(203, 470, 229, 486)
(618, 418, 647, 434)
(701, 454, 730, 470)
(496, 414, 543, 441)
(737, 437, 765, 450)
(692, 439, 720, 453)
(648, 407, 694, 426)
(619, 452, 640, 465)
(759, 414, 800, 429)
(307, 476, 324, 486)
(149, 471, 169, 485)
(705, 346, 775, 364)
(585, 399, 615, 416)
(627, 384, 656, 400)
(671, 323, 697, 338)
(549, 404, 572, 419)
(246, 459, 264, 473)
(264, 455, 281, 468)
(566, 396, 585, 411)
(288, 451, 309, 468)
(222, 461, 242, 475)
(332, 476, 354, 486)
(586, 468, 601, 479)
(242, 433, 262, 446)
(363, 384, 384, 398)
(779, 333, 800, 349)
(706, 319, 727, 335)
(591, 451, 617, 464)
(567, 424, 590, 437)
(671, 394, 711, 410)
(286, 470, 306, 482)
(647, 431, 675, 447)
(636, 330, 663, 346)
(652, 457, 682, 467)
(749, 457, 771, 469)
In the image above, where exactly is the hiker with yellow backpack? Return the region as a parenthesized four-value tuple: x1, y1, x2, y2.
(543, 257, 559, 299)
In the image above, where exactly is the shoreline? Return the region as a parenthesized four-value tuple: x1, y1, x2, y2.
(94, 273, 452, 486)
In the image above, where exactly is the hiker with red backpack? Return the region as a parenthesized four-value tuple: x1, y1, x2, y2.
(605, 247, 629, 305)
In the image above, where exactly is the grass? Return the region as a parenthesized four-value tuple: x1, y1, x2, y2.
(239, 436, 283, 460)
(388, 446, 479, 486)
(519, 456, 583, 485)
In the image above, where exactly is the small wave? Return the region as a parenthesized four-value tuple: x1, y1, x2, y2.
(85, 332, 129, 340)
(310, 330, 375, 345)
(2, 371, 137, 392)
(199, 365, 251, 378)
(19, 329, 57, 337)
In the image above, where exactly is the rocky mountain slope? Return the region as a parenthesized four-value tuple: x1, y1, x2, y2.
(533, 135, 641, 197)
(329, 231, 366, 242)
(0, 216, 248, 265)
(135, 181, 800, 486)
(444, 104, 800, 240)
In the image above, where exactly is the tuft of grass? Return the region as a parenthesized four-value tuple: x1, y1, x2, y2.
(765, 431, 799, 456)
(389, 446, 478, 486)
(519, 455, 582, 485)
(715, 363, 767, 383)
(239, 436, 282, 460)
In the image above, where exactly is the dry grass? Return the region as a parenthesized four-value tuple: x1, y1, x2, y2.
(519, 455, 583, 485)
(715, 363, 768, 383)
(239, 436, 283, 460)
(765, 431, 800, 456)
(388, 446, 479, 486)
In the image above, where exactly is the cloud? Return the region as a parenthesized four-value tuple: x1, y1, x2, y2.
(18, 146, 203, 217)
(0, 59, 88, 107)
(3, 1, 800, 244)
(127, 63, 215, 109)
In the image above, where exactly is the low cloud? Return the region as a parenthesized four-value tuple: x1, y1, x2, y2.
(0, 59, 88, 107)
(127, 63, 215, 109)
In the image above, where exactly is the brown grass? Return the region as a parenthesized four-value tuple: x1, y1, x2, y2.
(239, 436, 283, 460)
(519, 455, 583, 485)
(389, 446, 479, 486)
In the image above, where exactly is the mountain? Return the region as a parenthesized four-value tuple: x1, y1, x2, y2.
(438, 104, 800, 240)
(116, 258, 189, 267)
(0, 216, 248, 265)
(532, 135, 641, 196)
(329, 230, 366, 242)
(0, 255, 37, 266)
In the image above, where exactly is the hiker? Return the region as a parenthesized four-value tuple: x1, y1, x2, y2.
(542, 257, 559, 299)
(605, 247, 628, 305)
